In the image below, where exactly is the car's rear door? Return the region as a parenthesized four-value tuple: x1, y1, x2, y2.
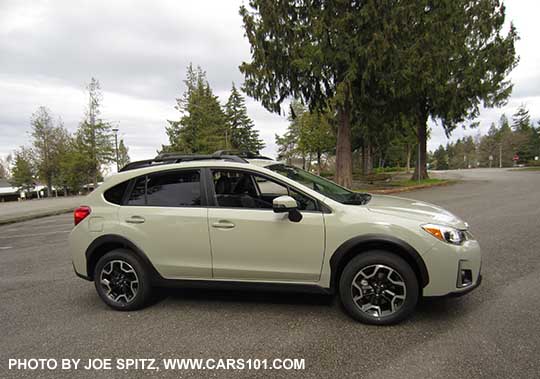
(206, 168, 325, 282)
(117, 169, 212, 279)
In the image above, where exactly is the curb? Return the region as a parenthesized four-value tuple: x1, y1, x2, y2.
(0, 208, 74, 226)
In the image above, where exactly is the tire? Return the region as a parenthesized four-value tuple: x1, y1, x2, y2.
(339, 250, 419, 325)
(93, 249, 152, 311)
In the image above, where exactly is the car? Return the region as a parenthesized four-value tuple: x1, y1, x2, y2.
(69, 151, 482, 325)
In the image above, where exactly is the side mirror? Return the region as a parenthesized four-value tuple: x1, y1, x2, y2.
(273, 195, 303, 222)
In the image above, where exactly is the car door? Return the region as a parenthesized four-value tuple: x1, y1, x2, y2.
(207, 168, 325, 282)
(117, 169, 212, 279)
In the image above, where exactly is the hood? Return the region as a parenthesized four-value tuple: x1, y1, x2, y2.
(366, 194, 468, 229)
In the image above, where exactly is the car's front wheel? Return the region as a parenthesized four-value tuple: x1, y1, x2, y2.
(339, 251, 419, 325)
(94, 249, 152, 311)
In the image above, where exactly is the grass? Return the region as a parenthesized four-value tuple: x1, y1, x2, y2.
(393, 178, 449, 187)
(353, 178, 453, 193)
(511, 167, 540, 171)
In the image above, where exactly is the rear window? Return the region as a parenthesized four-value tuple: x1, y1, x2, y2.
(126, 170, 201, 207)
(104, 180, 129, 205)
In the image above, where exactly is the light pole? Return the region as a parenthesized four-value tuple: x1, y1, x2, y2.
(112, 128, 119, 172)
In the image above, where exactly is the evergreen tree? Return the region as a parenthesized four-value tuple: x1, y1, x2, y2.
(224, 83, 265, 152)
(77, 78, 114, 189)
(432, 145, 449, 170)
(240, 0, 518, 185)
(164, 64, 227, 154)
(511, 105, 531, 133)
(117, 139, 130, 169)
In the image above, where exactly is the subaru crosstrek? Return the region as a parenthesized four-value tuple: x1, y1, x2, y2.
(69, 152, 482, 325)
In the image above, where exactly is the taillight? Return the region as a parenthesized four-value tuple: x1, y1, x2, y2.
(74, 206, 91, 225)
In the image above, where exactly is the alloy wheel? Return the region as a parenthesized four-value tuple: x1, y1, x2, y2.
(99, 260, 139, 304)
(351, 264, 407, 318)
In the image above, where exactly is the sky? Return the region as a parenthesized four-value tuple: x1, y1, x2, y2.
(1, 0, 539, 163)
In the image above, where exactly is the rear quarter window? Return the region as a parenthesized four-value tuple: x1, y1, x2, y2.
(103, 180, 130, 205)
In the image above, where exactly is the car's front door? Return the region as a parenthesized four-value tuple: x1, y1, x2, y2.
(117, 169, 212, 279)
(207, 168, 325, 282)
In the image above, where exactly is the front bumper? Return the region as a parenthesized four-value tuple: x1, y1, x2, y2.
(444, 273, 482, 297)
(421, 239, 482, 297)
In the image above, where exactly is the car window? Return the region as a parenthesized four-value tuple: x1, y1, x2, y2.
(211, 169, 317, 211)
(104, 180, 130, 205)
(127, 176, 147, 205)
(126, 170, 201, 207)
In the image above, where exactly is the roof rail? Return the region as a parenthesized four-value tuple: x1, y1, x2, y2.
(213, 150, 273, 160)
(119, 151, 248, 172)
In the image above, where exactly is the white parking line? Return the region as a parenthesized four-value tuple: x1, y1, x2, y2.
(0, 246, 12, 250)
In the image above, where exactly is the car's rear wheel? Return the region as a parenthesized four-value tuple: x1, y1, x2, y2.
(339, 251, 418, 325)
(94, 249, 152, 311)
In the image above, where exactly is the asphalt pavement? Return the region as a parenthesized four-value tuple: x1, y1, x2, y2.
(0, 168, 539, 378)
(0, 196, 83, 224)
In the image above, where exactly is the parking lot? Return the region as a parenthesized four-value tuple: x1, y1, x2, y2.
(1, 168, 539, 378)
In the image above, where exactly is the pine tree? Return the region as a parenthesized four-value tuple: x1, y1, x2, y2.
(511, 105, 531, 133)
(164, 64, 227, 154)
(224, 83, 265, 152)
(76, 78, 114, 189)
(117, 139, 130, 169)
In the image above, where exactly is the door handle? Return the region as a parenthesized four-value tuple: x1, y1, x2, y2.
(212, 221, 235, 229)
(125, 216, 145, 224)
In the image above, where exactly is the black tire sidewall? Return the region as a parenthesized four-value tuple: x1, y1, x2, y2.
(93, 249, 152, 311)
(339, 251, 419, 325)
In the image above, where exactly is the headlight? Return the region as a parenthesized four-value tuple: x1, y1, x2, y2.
(421, 223, 466, 245)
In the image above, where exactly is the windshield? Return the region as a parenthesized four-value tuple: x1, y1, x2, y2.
(267, 164, 371, 205)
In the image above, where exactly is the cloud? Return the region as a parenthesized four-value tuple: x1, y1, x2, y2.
(1, 0, 539, 161)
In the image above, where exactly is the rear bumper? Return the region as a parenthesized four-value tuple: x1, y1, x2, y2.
(73, 262, 91, 281)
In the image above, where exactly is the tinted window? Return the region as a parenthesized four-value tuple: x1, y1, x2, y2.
(127, 170, 201, 207)
(104, 180, 129, 205)
(212, 169, 317, 211)
(127, 176, 147, 206)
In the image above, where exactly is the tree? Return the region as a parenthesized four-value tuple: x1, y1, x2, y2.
(369, 1, 518, 179)
(432, 145, 449, 170)
(0, 155, 11, 179)
(275, 100, 335, 172)
(240, 1, 372, 187)
(511, 105, 531, 133)
(117, 139, 130, 169)
(297, 108, 335, 173)
(77, 78, 114, 189)
(224, 83, 265, 152)
(29, 107, 71, 196)
(57, 134, 95, 194)
(10, 148, 35, 193)
(164, 64, 228, 153)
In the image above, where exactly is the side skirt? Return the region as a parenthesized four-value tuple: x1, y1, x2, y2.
(153, 278, 333, 295)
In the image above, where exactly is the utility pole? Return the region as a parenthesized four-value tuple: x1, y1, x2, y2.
(112, 128, 119, 172)
(499, 143, 502, 168)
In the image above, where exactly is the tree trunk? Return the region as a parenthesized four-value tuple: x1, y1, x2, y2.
(406, 143, 411, 173)
(335, 102, 353, 188)
(316, 150, 322, 175)
(412, 112, 429, 180)
(362, 143, 373, 175)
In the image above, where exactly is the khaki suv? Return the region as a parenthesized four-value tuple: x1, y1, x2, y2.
(69, 152, 482, 325)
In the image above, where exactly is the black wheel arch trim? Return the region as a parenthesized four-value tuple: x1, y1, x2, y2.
(85, 234, 163, 283)
(329, 234, 430, 291)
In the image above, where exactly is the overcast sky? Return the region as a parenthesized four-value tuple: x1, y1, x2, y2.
(1, 0, 539, 163)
